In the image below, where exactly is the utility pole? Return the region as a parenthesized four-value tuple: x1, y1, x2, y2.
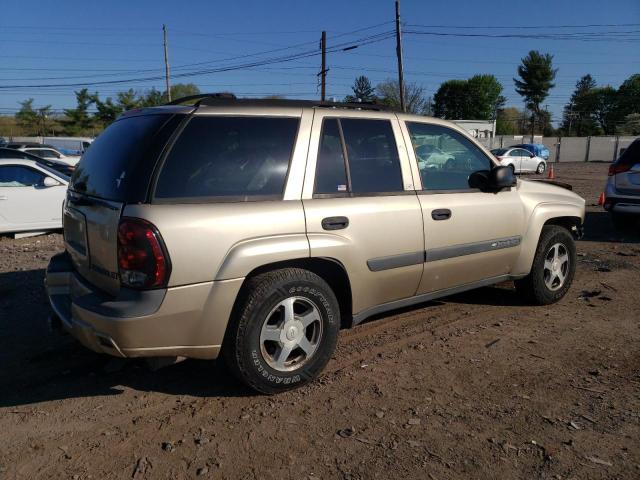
(163, 24, 172, 102)
(320, 31, 327, 101)
(395, 0, 406, 112)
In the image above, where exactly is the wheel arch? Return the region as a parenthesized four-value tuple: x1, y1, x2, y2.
(512, 203, 584, 276)
(234, 257, 353, 329)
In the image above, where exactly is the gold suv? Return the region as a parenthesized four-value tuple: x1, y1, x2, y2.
(46, 95, 585, 393)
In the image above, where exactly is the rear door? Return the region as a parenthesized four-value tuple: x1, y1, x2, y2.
(509, 149, 523, 172)
(64, 112, 182, 295)
(400, 120, 525, 294)
(302, 111, 424, 317)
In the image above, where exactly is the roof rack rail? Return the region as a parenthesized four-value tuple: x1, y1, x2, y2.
(166, 92, 237, 106)
(181, 95, 399, 112)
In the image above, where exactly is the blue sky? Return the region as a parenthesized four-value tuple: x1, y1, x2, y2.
(0, 0, 638, 125)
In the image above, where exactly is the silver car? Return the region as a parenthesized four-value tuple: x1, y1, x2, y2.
(491, 147, 547, 174)
(603, 138, 640, 229)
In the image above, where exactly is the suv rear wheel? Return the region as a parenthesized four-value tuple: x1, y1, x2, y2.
(223, 268, 340, 394)
(515, 225, 576, 305)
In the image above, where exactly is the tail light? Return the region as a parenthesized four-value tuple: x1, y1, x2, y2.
(117, 217, 171, 289)
(608, 162, 631, 176)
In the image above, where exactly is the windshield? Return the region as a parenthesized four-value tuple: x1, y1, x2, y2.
(491, 149, 508, 156)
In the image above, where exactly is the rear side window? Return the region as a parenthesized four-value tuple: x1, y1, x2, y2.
(155, 116, 299, 201)
(313, 118, 404, 196)
(618, 139, 639, 166)
(70, 114, 173, 201)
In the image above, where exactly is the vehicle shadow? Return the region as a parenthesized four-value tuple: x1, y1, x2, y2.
(0, 268, 253, 408)
(581, 211, 640, 244)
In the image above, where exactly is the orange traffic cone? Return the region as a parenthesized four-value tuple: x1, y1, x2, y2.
(547, 165, 556, 180)
(597, 192, 605, 205)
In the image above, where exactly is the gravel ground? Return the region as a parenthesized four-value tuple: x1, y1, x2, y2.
(0, 162, 639, 480)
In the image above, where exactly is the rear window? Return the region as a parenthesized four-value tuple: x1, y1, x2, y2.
(618, 139, 640, 166)
(70, 114, 174, 201)
(154, 116, 299, 201)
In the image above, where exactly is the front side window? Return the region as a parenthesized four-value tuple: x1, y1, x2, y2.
(0, 165, 45, 187)
(407, 122, 493, 191)
(314, 118, 404, 195)
(155, 116, 299, 200)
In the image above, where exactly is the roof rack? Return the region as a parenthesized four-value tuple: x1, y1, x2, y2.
(165, 93, 398, 112)
(166, 92, 237, 106)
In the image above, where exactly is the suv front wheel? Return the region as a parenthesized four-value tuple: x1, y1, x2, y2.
(223, 268, 340, 394)
(515, 225, 576, 305)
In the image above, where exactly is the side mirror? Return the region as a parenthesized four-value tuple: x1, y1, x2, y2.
(43, 176, 61, 187)
(530, 153, 535, 158)
(490, 165, 517, 190)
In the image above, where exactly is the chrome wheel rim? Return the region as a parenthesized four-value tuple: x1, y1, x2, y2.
(543, 242, 570, 291)
(537, 163, 545, 174)
(259, 296, 323, 372)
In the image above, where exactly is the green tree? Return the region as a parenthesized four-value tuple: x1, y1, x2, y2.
(433, 80, 469, 119)
(588, 86, 619, 135)
(141, 88, 165, 107)
(37, 105, 52, 136)
(615, 74, 640, 121)
(561, 75, 599, 136)
(62, 89, 95, 135)
(433, 75, 504, 120)
(168, 83, 200, 102)
(466, 74, 505, 119)
(15, 99, 40, 135)
(618, 113, 640, 135)
(92, 95, 123, 127)
(514, 51, 557, 138)
(344, 76, 376, 103)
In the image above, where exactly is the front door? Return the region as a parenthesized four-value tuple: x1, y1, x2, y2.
(400, 121, 525, 294)
(302, 111, 424, 317)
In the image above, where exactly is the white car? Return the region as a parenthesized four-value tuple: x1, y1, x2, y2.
(415, 143, 455, 169)
(0, 158, 69, 235)
(491, 147, 547, 174)
(20, 146, 81, 167)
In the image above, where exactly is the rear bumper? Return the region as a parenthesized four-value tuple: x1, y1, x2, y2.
(46, 252, 243, 359)
(603, 191, 640, 215)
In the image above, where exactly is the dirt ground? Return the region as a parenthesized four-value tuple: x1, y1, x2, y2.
(0, 162, 638, 480)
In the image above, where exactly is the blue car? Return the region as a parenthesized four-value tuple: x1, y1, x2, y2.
(511, 143, 550, 161)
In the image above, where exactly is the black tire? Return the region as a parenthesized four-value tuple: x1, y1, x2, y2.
(509, 163, 516, 174)
(223, 268, 340, 394)
(536, 162, 546, 174)
(515, 225, 576, 305)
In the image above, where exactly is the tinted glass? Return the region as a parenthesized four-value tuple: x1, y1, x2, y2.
(315, 119, 348, 194)
(155, 116, 299, 200)
(407, 122, 493, 191)
(0, 165, 45, 187)
(70, 114, 173, 201)
(510, 149, 522, 157)
(491, 148, 508, 156)
(618, 139, 640, 166)
(340, 118, 403, 194)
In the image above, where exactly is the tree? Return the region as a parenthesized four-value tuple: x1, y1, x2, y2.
(466, 74, 505, 119)
(344, 76, 376, 103)
(61, 89, 95, 135)
(433, 80, 469, 119)
(434, 75, 505, 120)
(37, 105, 52, 136)
(496, 107, 523, 135)
(618, 113, 640, 135)
(140, 88, 165, 107)
(376, 79, 428, 114)
(168, 83, 200, 101)
(92, 95, 122, 127)
(15, 99, 40, 135)
(514, 51, 557, 138)
(588, 86, 619, 135)
(615, 74, 640, 121)
(561, 75, 598, 136)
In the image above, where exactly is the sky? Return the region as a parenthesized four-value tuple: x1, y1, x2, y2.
(0, 0, 639, 126)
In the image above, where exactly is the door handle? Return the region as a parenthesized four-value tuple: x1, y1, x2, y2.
(321, 216, 349, 230)
(431, 209, 451, 221)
